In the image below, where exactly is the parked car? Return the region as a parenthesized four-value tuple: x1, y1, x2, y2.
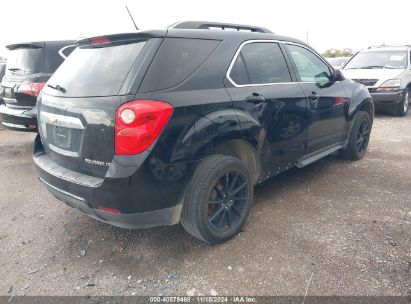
(0, 40, 75, 131)
(0, 62, 6, 104)
(33, 21, 374, 244)
(327, 57, 350, 69)
(342, 45, 411, 116)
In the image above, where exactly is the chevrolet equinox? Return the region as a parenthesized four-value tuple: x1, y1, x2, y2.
(33, 22, 374, 244)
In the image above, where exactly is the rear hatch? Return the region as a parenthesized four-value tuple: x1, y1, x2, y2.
(1, 43, 47, 108)
(38, 33, 164, 178)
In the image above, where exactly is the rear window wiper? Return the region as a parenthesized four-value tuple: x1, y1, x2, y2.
(47, 84, 66, 93)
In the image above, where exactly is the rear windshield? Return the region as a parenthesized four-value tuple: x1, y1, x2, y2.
(6, 47, 42, 75)
(45, 41, 146, 97)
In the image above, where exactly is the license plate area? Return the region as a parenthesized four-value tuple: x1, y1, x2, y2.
(53, 126, 71, 149)
(40, 112, 85, 158)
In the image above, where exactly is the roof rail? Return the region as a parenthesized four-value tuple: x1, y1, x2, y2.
(169, 21, 273, 34)
(368, 44, 411, 49)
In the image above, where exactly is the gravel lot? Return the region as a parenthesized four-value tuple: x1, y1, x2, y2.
(0, 114, 409, 297)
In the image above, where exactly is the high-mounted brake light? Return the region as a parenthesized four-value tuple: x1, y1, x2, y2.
(115, 100, 174, 155)
(90, 37, 111, 45)
(18, 82, 46, 97)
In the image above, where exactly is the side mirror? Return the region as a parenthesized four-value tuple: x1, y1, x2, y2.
(333, 69, 345, 82)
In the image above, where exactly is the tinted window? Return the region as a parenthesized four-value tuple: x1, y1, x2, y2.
(344, 51, 407, 70)
(287, 44, 332, 84)
(6, 47, 42, 75)
(230, 42, 291, 85)
(45, 41, 146, 97)
(229, 54, 249, 85)
(140, 38, 220, 93)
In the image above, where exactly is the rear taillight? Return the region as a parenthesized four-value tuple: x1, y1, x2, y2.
(18, 82, 46, 97)
(97, 206, 121, 214)
(115, 100, 173, 155)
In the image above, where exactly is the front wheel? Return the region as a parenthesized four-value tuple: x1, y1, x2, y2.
(394, 88, 410, 116)
(181, 155, 253, 244)
(339, 111, 372, 161)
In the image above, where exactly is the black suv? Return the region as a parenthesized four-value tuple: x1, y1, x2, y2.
(0, 40, 75, 131)
(33, 22, 374, 244)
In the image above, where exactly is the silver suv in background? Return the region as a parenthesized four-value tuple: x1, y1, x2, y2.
(327, 57, 350, 69)
(0, 63, 6, 104)
(342, 45, 411, 116)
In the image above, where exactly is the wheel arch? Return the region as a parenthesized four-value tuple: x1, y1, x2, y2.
(357, 97, 374, 123)
(204, 138, 260, 185)
(343, 83, 374, 149)
(181, 108, 262, 185)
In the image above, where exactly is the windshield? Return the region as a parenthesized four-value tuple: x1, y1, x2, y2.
(6, 47, 42, 74)
(344, 51, 407, 69)
(327, 58, 347, 66)
(46, 41, 146, 97)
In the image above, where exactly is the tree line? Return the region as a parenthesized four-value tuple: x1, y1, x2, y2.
(322, 48, 354, 58)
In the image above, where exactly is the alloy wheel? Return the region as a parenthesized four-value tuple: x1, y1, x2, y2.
(404, 91, 409, 113)
(207, 171, 249, 231)
(356, 119, 370, 153)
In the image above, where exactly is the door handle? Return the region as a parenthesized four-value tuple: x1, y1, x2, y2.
(308, 92, 320, 103)
(246, 93, 266, 105)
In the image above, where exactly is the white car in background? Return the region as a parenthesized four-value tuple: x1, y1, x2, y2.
(342, 45, 411, 116)
(327, 57, 350, 69)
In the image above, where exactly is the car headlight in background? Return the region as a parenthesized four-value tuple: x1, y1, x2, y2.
(377, 79, 401, 91)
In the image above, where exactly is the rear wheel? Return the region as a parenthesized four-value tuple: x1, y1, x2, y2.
(181, 155, 253, 244)
(339, 111, 372, 161)
(394, 88, 410, 116)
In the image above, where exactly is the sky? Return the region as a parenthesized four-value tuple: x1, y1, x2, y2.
(1, 0, 410, 57)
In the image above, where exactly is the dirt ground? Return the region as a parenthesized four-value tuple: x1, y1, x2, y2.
(0, 114, 409, 297)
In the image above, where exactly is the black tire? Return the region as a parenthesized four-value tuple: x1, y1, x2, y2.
(181, 154, 253, 244)
(394, 88, 410, 117)
(339, 111, 372, 161)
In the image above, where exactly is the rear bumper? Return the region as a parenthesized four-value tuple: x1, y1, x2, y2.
(33, 135, 194, 229)
(39, 176, 182, 229)
(0, 103, 37, 132)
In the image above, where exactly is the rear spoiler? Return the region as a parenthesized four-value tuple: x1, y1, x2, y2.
(6, 42, 44, 50)
(76, 31, 166, 47)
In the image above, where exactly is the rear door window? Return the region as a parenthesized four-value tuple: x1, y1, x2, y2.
(6, 47, 42, 75)
(139, 38, 220, 93)
(229, 54, 250, 85)
(229, 42, 292, 85)
(45, 41, 146, 97)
